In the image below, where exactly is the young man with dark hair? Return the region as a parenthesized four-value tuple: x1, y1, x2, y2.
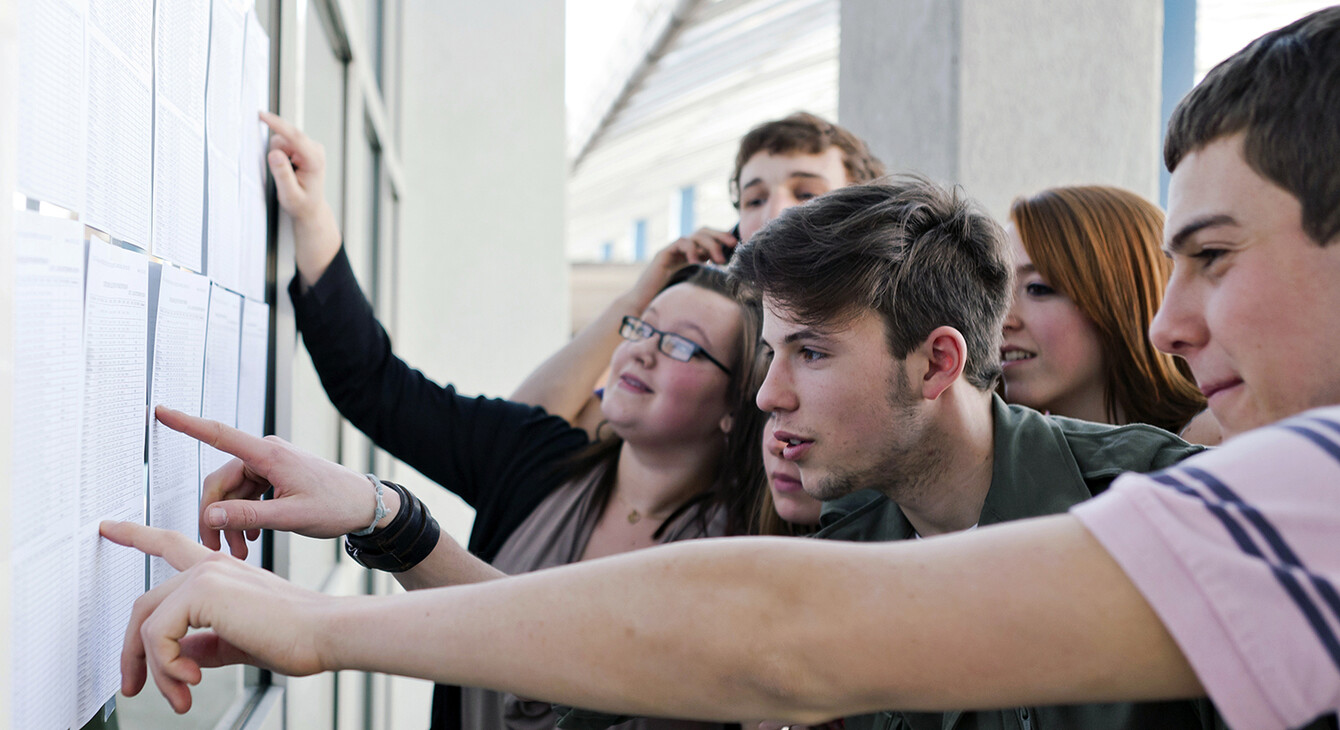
(104, 8, 1340, 730)
(733, 178, 1213, 729)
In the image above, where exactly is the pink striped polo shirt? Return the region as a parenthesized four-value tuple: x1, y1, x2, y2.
(1073, 406, 1340, 730)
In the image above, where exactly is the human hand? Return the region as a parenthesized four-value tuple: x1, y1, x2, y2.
(260, 110, 328, 223)
(628, 227, 739, 304)
(99, 521, 333, 714)
(154, 406, 397, 559)
(259, 110, 342, 282)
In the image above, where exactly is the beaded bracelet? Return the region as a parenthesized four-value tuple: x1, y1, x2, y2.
(344, 480, 442, 573)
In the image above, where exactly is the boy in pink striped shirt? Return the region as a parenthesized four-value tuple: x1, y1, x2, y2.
(1075, 409, 1340, 728)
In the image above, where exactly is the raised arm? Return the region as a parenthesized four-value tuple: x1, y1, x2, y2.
(102, 513, 1198, 721)
(509, 229, 738, 437)
(262, 113, 588, 521)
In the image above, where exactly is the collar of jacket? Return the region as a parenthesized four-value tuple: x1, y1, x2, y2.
(814, 394, 1097, 542)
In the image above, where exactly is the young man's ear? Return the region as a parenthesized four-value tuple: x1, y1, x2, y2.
(913, 326, 968, 401)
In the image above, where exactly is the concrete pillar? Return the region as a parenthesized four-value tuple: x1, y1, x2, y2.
(839, 0, 1164, 218)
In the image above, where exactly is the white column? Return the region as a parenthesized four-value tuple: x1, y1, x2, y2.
(839, 0, 1164, 217)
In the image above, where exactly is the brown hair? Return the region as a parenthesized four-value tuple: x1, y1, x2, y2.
(1009, 186, 1206, 432)
(734, 177, 1012, 391)
(569, 265, 764, 537)
(730, 112, 885, 209)
(1164, 6, 1340, 245)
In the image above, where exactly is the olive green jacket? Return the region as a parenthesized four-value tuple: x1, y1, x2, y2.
(817, 397, 1218, 730)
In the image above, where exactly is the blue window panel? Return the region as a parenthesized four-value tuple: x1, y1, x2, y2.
(632, 219, 648, 261)
(1161, 0, 1196, 206)
(678, 185, 695, 236)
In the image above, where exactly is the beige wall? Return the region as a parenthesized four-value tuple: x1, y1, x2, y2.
(840, 0, 1163, 218)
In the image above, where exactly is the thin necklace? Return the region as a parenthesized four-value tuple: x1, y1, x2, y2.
(613, 489, 663, 525)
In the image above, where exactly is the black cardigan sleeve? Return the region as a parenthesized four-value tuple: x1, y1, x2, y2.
(289, 247, 590, 560)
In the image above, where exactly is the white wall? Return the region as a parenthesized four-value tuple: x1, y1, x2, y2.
(0, 3, 16, 726)
(395, 0, 567, 543)
(399, 0, 569, 400)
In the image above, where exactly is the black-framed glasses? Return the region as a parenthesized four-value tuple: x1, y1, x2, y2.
(619, 316, 732, 376)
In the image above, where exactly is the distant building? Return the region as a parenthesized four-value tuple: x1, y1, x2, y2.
(568, 0, 838, 265)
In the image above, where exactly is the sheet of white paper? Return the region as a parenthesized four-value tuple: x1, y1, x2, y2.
(17, 0, 87, 212)
(206, 0, 245, 165)
(207, 149, 242, 291)
(11, 214, 86, 549)
(12, 534, 79, 730)
(152, 104, 207, 270)
(83, 0, 153, 248)
(76, 239, 149, 725)
(9, 213, 86, 730)
(88, 0, 151, 71)
(151, 0, 211, 271)
(234, 11, 271, 301)
(205, 0, 246, 290)
(240, 10, 271, 187)
(237, 298, 269, 439)
(237, 297, 269, 566)
(200, 285, 242, 489)
(239, 175, 267, 301)
(147, 266, 211, 587)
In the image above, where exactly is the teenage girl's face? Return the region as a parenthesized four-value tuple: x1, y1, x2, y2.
(737, 148, 850, 242)
(601, 284, 743, 446)
(762, 423, 822, 526)
(999, 224, 1109, 421)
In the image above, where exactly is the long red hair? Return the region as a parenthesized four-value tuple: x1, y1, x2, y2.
(1009, 186, 1204, 432)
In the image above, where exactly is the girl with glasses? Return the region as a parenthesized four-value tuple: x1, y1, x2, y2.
(514, 114, 884, 545)
(216, 113, 766, 730)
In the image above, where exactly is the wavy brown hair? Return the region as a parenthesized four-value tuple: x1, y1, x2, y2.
(1008, 186, 1205, 432)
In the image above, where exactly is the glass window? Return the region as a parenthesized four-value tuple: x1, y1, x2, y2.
(366, 0, 386, 90)
(632, 218, 648, 261)
(678, 185, 695, 236)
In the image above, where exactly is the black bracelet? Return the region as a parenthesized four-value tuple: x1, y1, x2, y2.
(344, 480, 442, 573)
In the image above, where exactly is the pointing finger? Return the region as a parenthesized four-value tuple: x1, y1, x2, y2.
(100, 521, 214, 572)
(155, 407, 278, 475)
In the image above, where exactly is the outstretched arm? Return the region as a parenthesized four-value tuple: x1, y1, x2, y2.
(101, 514, 1199, 721)
(510, 229, 738, 437)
